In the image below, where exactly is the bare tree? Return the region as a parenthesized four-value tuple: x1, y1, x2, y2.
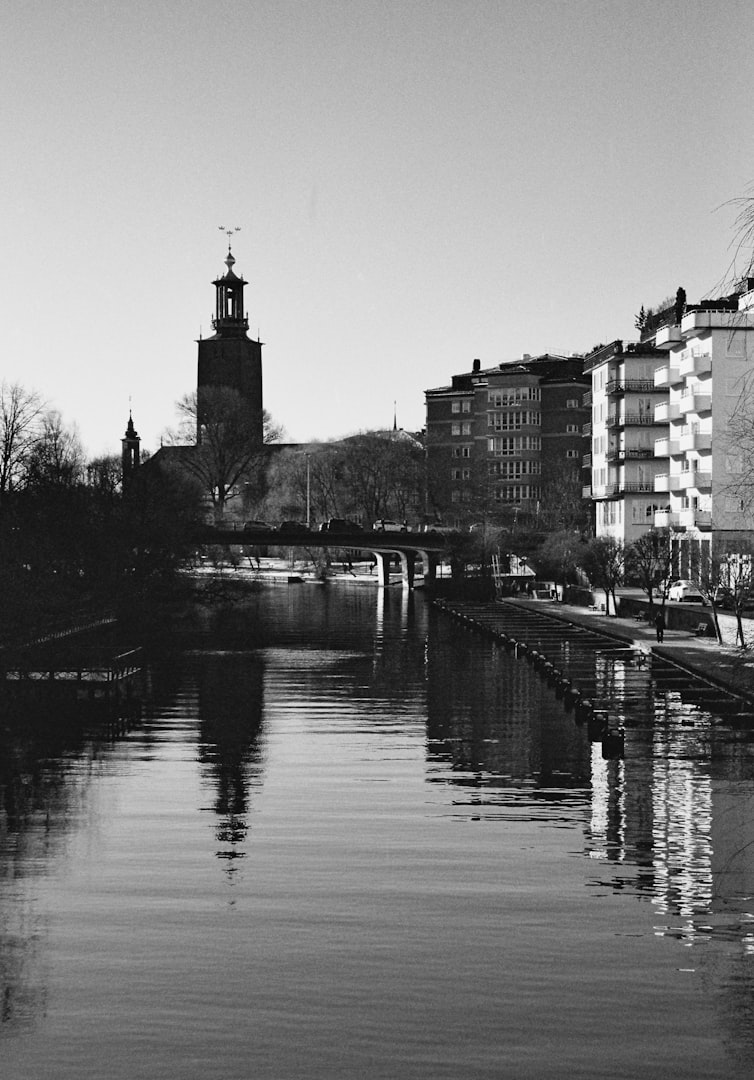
(341, 433, 424, 525)
(716, 543, 754, 648)
(87, 453, 124, 497)
(0, 380, 45, 494)
(629, 528, 672, 610)
(582, 535, 627, 615)
(170, 388, 281, 523)
(23, 409, 85, 489)
(538, 461, 592, 534)
(537, 529, 587, 597)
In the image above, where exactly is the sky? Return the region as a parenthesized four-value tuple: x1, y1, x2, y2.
(2, 0, 753, 458)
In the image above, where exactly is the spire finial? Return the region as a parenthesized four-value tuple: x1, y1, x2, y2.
(218, 224, 241, 252)
(393, 400, 398, 431)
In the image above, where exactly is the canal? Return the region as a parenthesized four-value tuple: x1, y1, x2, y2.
(2, 583, 754, 1078)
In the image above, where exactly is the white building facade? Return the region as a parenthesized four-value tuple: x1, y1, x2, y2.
(650, 282, 754, 575)
(585, 340, 669, 544)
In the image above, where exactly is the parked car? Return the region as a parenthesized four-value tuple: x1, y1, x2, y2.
(422, 523, 461, 535)
(243, 520, 272, 531)
(277, 520, 309, 533)
(318, 519, 362, 532)
(373, 519, 407, 532)
(668, 579, 706, 604)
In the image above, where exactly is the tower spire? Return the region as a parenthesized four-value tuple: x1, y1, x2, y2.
(211, 228, 248, 335)
(122, 409, 140, 482)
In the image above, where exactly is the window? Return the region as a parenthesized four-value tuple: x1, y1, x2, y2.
(493, 485, 541, 503)
(566, 398, 580, 409)
(451, 423, 460, 436)
(461, 400, 471, 413)
(566, 449, 579, 459)
(493, 461, 541, 479)
(487, 411, 540, 431)
(488, 386, 541, 406)
(461, 422, 472, 435)
(451, 401, 460, 414)
(566, 423, 579, 433)
(487, 435, 541, 455)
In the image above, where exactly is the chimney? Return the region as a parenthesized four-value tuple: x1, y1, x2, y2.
(472, 358, 481, 373)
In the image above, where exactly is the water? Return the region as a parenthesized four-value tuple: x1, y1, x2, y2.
(3, 584, 754, 1078)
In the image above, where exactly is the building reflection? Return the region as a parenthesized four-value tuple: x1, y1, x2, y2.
(424, 610, 592, 804)
(0, 707, 112, 1035)
(194, 653, 266, 877)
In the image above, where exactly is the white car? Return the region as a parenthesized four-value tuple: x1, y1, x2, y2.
(373, 519, 407, 532)
(668, 579, 706, 603)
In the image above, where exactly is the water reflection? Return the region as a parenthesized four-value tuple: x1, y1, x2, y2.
(0, 708, 114, 1034)
(425, 609, 592, 814)
(194, 652, 266, 875)
(4, 586, 754, 1076)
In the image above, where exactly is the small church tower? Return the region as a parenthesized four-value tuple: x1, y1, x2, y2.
(121, 412, 141, 482)
(196, 238, 263, 445)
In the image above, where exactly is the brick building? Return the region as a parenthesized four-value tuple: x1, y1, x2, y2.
(425, 354, 590, 529)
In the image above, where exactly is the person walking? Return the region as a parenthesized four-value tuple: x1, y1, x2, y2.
(654, 609, 665, 643)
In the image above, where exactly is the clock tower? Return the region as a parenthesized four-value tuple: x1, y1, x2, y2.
(196, 241, 263, 444)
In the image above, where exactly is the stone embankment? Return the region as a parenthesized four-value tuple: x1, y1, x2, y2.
(436, 596, 754, 709)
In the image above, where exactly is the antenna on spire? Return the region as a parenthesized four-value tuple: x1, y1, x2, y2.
(218, 224, 242, 251)
(393, 400, 398, 431)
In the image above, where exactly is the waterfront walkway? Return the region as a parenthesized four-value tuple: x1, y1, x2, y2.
(499, 597, 754, 704)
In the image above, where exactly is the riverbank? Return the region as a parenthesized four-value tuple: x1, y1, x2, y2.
(477, 595, 754, 705)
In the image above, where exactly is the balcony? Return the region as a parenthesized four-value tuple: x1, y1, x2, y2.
(655, 474, 686, 493)
(653, 510, 673, 528)
(676, 470, 712, 491)
(605, 378, 660, 395)
(678, 426, 711, 452)
(674, 507, 713, 530)
(583, 421, 592, 436)
(582, 390, 592, 406)
(606, 412, 659, 428)
(653, 401, 680, 423)
(678, 350, 712, 378)
(582, 484, 592, 499)
(681, 308, 743, 333)
(654, 324, 683, 348)
(654, 437, 680, 456)
(678, 391, 712, 415)
(604, 481, 655, 496)
(606, 446, 654, 463)
(582, 453, 592, 469)
(654, 364, 681, 388)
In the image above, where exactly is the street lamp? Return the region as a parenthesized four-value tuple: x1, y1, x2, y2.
(306, 453, 311, 528)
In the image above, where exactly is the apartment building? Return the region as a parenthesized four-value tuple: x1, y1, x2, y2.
(425, 354, 589, 528)
(584, 340, 669, 543)
(645, 280, 754, 574)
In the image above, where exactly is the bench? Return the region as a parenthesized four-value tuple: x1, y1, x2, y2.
(589, 602, 605, 614)
(694, 622, 708, 637)
(633, 611, 645, 622)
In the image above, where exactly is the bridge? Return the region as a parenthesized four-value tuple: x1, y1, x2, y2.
(194, 526, 453, 589)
